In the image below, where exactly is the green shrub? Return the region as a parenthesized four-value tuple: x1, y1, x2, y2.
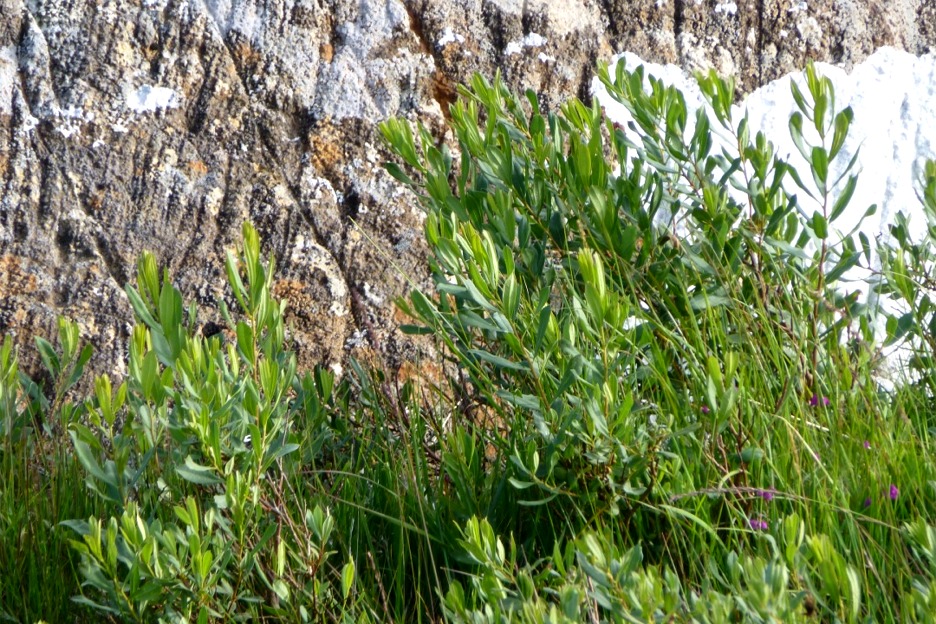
(3, 58, 936, 623)
(381, 61, 936, 620)
(56, 224, 361, 622)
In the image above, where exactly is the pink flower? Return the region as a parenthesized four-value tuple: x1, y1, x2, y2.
(890, 484, 899, 501)
(809, 394, 830, 407)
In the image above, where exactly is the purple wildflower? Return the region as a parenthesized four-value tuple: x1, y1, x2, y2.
(863, 497, 872, 509)
(809, 394, 830, 407)
(701, 405, 710, 414)
(758, 489, 775, 503)
(890, 484, 899, 501)
(748, 518, 768, 531)
(864, 440, 871, 450)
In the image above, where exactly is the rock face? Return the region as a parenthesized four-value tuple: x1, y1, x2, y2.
(1, 0, 933, 385)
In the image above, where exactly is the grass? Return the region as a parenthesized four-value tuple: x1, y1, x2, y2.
(2, 63, 936, 622)
(0, 430, 101, 622)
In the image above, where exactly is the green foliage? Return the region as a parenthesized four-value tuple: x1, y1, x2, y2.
(1, 320, 103, 623)
(54, 223, 367, 622)
(3, 59, 936, 623)
(381, 62, 936, 620)
(877, 160, 936, 393)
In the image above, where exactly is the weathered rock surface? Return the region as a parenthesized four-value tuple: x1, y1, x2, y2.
(0, 0, 933, 385)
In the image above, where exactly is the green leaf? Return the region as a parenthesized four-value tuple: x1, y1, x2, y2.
(829, 175, 857, 222)
(66, 344, 94, 391)
(271, 578, 290, 602)
(517, 492, 560, 507)
(384, 161, 416, 186)
(34, 336, 60, 377)
(410, 290, 437, 321)
(740, 447, 764, 463)
(887, 312, 916, 346)
(811, 211, 828, 239)
(59, 519, 92, 536)
(502, 273, 520, 320)
(263, 441, 300, 470)
(236, 322, 256, 366)
(764, 237, 811, 260)
(788, 112, 810, 162)
(468, 349, 528, 372)
(689, 294, 733, 311)
(158, 276, 182, 334)
(859, 231, 871, 264)
(813, 88, 828, 135)
(70, 434, 109, 485)
(825, 250, 860, 284)
(829, 107, 853, 159)
(398, 324, 434, 335)
(341, 560, 356, 600)
(496, 390, 540, 411)
(225, 250, 249, 313)
(785, 162, 817, 200)
(810, 146, 828, 193)
(70, 596, 121, 615)
(176, 456, 223, 486)
(659, 504, 721, 541)
(458, 310, 501, 333)
(125, 285, 159, 329)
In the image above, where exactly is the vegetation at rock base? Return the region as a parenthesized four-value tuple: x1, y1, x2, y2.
(3, 61, 936, 622)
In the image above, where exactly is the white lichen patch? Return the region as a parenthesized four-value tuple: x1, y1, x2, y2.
(788, 1, 808, 13)
(437, 26, 465, 48)
(362, 282, 384, 306)
(0, 46, 17, 117)
(714, 1, 738, 16)
(111, 118, 130, 133)
(345, 329, 368, 350)
(126, 84, 181, 114)
(486, 0, 523, 13)
(796, 16, 822, 47)
(272, 183, 293, 207)
(54, 105, 93, 139)
(204, 187, 224, 217)
(505, 33, 547, 56)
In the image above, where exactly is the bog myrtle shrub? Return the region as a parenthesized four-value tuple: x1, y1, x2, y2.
(381, 60, 936, 621)
(57, 225, 356, 622)
(383, 61, 872, 539)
